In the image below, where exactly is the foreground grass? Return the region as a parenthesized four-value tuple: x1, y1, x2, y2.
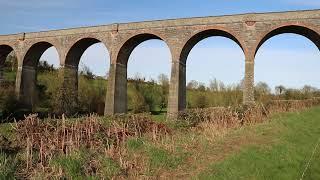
(196, 107, 320, 179)
(1, 106, 320, 179)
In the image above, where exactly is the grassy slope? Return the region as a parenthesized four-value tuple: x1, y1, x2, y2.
(1, 107, 320, 179)
(119, 107, 320, 179)
(195, 107, 320, 180)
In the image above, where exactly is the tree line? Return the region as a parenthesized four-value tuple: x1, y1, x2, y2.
(1, 55, 320, 120)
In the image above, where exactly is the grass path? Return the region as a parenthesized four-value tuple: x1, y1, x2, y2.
(193, 107, 320, 180)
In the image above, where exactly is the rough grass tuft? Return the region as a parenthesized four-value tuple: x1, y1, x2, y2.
(0, 152, 18, 179)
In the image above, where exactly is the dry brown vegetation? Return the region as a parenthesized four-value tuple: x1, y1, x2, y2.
(1, 98, 320, 179)
(9, 114, 169, 178)
(177, 98, 320, 127)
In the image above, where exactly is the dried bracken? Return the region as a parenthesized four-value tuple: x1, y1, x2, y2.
(5, 98, 320, 179)
(13, 113, 170, 178)
(176, 98, 320, 128)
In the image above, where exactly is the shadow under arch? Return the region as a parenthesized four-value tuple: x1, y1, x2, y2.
(62, 38, 110, 115)
(0, 45, 19, 120)
(0, 45, 15, 65)
(23, 42, 56, 67)
(106, 33, 171, 114)
(0, 44, 18, 95)
(255, 25, 320, 56)
(20, 41, 60, 111)
(180, 29, 245, 64)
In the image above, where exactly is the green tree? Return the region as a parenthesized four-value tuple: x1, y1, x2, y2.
(275, 85, 286, 95)
(194, 93, 208, 108)
(187, 80, 199, 90)
(131, 88, 149, 113)
(79, 63, 95, 80)
(255, 82, 271, 95)
(197, 82, 206, 92)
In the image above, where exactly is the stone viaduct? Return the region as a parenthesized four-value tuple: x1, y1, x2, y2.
(0, 9, 319, 116)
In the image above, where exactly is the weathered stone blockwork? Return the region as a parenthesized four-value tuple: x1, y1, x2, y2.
(0, 9, 319, 116)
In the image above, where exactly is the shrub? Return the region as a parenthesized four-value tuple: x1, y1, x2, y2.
(0, 86, 19, 121)
(194, 93, 209, 108)
(174, 98, 320, 128)
(130, 88, 150, 113)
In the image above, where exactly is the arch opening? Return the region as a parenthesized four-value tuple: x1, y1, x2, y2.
(127, 38, 171, 114)
(255, 31, 320, 102)
(64, 38, 110, 115)
(23, 42, 53, 67)
(0, 45, 18, 120)
(108, 33, 172, 115)
(255, 25, 320, 56)
(181, 29, 244, 64)
(0, 45, 16, 84)
(20, 42, 60, 115)
(117, 34, 162, 65)
(183, 31, 245, 109)
(0, 45, 14, 66)
(65, 38, 102, 67)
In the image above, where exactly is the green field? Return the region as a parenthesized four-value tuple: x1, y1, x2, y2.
(122, 106, 320, 179)
(195, 107, 320, 179)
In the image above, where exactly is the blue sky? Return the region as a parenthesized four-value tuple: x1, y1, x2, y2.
(1, 0, 320, 90)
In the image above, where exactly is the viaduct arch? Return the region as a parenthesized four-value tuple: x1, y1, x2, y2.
(20, 41, 59, 109)
(61, 38, 109, 114)
(0, 9, 318, 116)
(168, 28, 245, 112)
(0, 45, 15, 84)
(106, 33, 170, 114)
